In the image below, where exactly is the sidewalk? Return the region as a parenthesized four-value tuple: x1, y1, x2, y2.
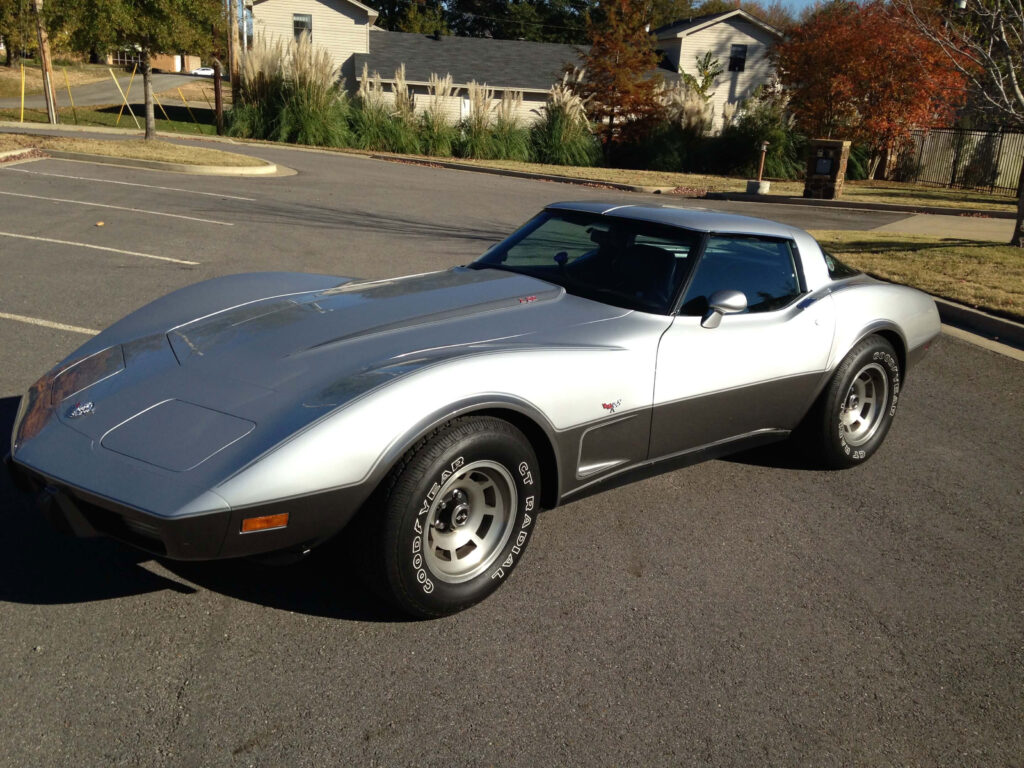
(873, 213, 1014, 242)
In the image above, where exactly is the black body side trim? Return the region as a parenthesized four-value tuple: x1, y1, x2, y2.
(561, 429, 789, 503)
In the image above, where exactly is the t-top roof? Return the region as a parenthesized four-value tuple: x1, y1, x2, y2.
(545, 201, 806, 239)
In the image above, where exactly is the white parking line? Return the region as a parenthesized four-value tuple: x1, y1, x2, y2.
(1, 166, 256, 201)
(0, 312, 98, 336)
(0, 231, 199, 265)
(0, 190, 233, 226)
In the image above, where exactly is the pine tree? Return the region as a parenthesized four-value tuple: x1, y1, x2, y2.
(576, 0, 665, 159)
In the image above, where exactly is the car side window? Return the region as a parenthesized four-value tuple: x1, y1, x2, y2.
(680, 236, 802, 315)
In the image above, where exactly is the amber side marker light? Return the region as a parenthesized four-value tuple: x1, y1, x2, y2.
(241, 513, 289, 533)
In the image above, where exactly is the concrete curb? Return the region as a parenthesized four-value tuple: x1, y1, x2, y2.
(933, 297, 1024, 351)
(43, 148, 281, 176)
(3, 122, 1013, 215)
(707, 191, 1015, 219)
(364, 153, 676, 194)
(0, 123, 281, 175)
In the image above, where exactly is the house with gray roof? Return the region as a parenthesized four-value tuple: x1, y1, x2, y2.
(252, 0, 580, 124)
(251, 0, 779, 129)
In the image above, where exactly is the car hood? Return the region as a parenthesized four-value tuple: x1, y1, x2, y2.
(20, 267, 635, 476)
(163, 267, 570, 388)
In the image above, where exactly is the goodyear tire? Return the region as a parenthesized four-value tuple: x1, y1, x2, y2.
(809, 335, 901, 469)
(376, 416, 540, 618)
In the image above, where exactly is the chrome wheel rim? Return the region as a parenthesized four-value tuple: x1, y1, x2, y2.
(839, 362, 889, 447)
(422, 460, 517, 584)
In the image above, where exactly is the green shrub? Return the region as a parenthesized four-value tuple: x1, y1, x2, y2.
(227, 33, 350, 147)
(845, 144, 871, 180)
(530, 105, 601, 166)
(489, 117, 532, 161)
(715, 86, 805, 179)
(349, 99, 420, 153)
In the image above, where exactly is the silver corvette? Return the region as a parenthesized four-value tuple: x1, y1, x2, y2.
(7, 202, 940, 617)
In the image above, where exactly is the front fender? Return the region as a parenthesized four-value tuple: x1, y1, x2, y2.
(212, 345, 652, 510)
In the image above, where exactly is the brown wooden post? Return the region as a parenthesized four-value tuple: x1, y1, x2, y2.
(32, 0, 58, 124)
(213, 58, 224, 135)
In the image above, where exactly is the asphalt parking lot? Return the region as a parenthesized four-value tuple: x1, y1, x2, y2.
(0, 143, 1021, 767)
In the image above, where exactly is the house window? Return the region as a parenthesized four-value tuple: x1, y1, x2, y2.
(293, 14, 312, 42)
(728, 44, 747, 72)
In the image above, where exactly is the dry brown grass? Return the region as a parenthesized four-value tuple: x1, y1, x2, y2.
(810, 230, 1024, 317)
(0, 132, 265, 167)
(0, 63, 109, 98)
(396, 156, 1015, 211)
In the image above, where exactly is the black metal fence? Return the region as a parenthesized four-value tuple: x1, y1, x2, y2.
(902, 128, 1024, 197)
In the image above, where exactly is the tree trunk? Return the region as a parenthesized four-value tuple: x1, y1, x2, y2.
(1013, 160, 1024, 247)
(213, 59, 224, 135)
(142, 50, 155, 140)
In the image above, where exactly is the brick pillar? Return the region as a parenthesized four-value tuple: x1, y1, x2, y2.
(803, 139, 851, 200)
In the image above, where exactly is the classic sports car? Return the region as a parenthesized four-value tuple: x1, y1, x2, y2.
(7, 202, 940, 617)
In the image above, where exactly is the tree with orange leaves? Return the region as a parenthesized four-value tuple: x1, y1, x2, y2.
(775, 0, 966, 175)
(576, 0, 666, 160)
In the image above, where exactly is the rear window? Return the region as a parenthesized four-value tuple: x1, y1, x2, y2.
(824, 251, 861, 279)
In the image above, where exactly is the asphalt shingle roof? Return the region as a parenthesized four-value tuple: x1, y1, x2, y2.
(354, 30, 583, 90)
(653, 11, 734, 35)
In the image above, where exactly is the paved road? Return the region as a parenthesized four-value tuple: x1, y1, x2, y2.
(0, 147, 1020, 767)
(0, 73, 197, 110)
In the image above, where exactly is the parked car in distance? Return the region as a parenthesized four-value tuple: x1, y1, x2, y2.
(6, 203, 940, 618)
(190, 67, 216, 77)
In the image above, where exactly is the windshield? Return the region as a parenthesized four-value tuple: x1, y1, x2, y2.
(470, 210, 702, 314)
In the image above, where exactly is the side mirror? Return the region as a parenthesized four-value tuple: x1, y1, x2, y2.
(701, 289, 747, 329)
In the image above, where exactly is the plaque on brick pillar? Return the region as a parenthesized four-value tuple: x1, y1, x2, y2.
(803, 139, 851, 199)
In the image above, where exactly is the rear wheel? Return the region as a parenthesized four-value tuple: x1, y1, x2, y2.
(369, 416, 540, 618)
(804, 335, 901, 469)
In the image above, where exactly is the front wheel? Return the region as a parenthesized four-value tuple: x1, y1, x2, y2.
(804, 335, 901, 469)
(371, 416, 541, 618)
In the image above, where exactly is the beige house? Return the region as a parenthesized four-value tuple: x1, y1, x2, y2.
(251, 1, 781, 130)
(655, 9, 782, 132)
(252, 0, 377, 85)
(251, 0, 576, 124)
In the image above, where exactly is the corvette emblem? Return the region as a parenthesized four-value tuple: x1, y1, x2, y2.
(602, 399, 622, 414)
(68, 401, 95, 418)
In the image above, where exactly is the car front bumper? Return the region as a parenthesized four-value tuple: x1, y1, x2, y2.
(5, 453, 367, 561)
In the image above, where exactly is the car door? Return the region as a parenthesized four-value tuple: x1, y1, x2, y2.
(650, 233, 836, 457)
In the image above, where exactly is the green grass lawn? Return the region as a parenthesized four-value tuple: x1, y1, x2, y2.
(810, 230, 1024, 318)
(0, 103, 215, 135)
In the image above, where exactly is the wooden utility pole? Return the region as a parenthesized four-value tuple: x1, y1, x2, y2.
(213, 59, 224, 135)
(32, 0, 58, 124)
(228, 0, 240, 102)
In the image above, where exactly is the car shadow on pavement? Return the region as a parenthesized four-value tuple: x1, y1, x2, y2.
(720, 438, 823, 470)
(0, 399, 200, 604)
(0, 396, 404, 622)
(162, 543, 410, 623)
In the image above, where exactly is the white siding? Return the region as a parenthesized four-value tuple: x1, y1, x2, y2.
(376, 83, 547, 125)
(252, 0, 370, 84)
(678, 19, 777, 133)
(655, 35, 683, 72)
